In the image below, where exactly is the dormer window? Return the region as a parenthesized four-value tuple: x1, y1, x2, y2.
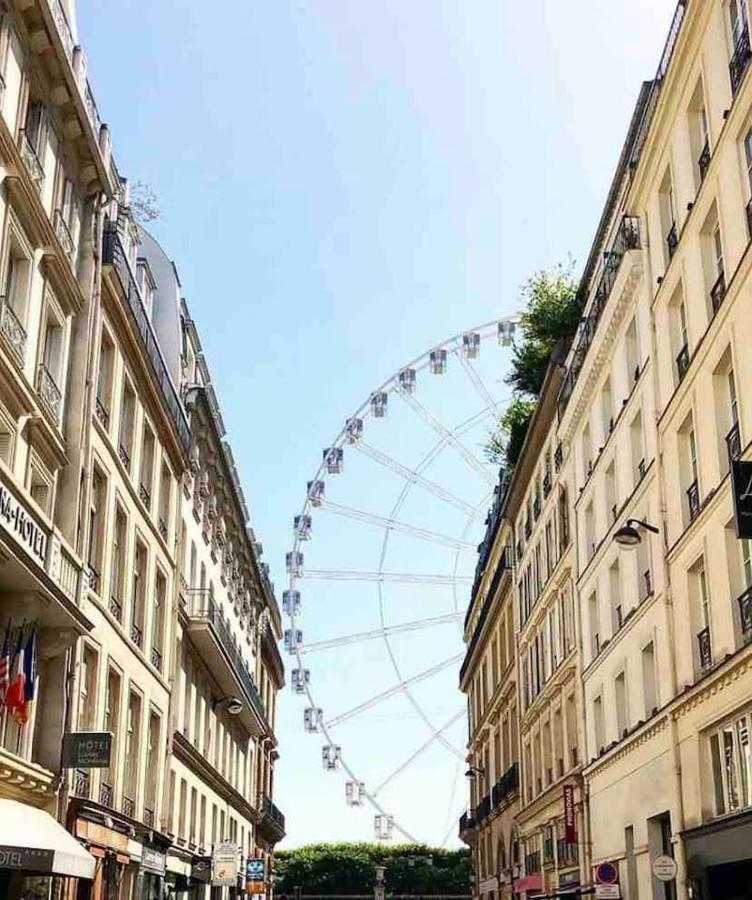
(136, 259, 157, 318)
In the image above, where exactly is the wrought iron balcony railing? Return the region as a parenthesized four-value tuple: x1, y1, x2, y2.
(698, 139, 711, 184)
(730, 26, 752, 96)
(666, 222, 679, 260)
(686, 478, 700, 523)
(103, 225, 191, 456)
(476, 792, 492, 823)
(187, 597, 268, 727)
(739, 585, 752, 642)
(151, 646, 162, 672)
(143, 806, 155, 828)
(710, 269, 727, 315)
(99, 781, 113, 808)
(109, 595, 122, 622)
(558, 217, 641, 415)
(139, 483, 151, 510)
(554, 442, 563, 470)
(73, 768, 90, 798)
(130, 622, 143, 648)
(121, 795, 135, 819)
(118, 443, 130, 470)
(458, 810, 476, 834)
(262, 796, 286, 835)
(18, 129, 44, 188)
(726, 421, 741, 464)
(676, 343, 690, 382)
(37, 364, 62, 424)
(54, 209, 76, 260)
(95, 397, 110, 429)
(491, 762, 519, 810)
(697, 626, 712, 671)
(0, 297, 26, 364)
(87, 564, 100, 593)
(525, 851, 541, 874)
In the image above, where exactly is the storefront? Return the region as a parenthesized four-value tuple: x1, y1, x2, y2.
(0, 799, 95, 899)
(683, 808, 752, 900)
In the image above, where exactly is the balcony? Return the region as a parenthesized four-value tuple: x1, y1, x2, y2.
(98, 781, 113, 807)
(491, 762, 519, 810)
(726, 422, 741, 464)
(54, 209, 75, 261)
(666, 222, 678, 260)
(676, 343, 690, 382)
(185, 596, 269, 737)
(558, 217, 641, 415)
(18, 130, 44, 190)
(143, 806, 155, 829)
(739, 586, 752, 643)
(103, 225, 191, 456)
(730, 26, 752, 96)
(258, 796, 286, 843)
(459, 810, 476, 837)
(697, 626, 712, 671)
(0, 297, 26, 364)
(109, 595, 122, 622)
(698, 139, 711, 184)
(95, 397, 110, 429)
(686, 479, 700, 523)
(151, 646, 162, 672)
(72, 768, 90, 799)
(121, 795, 135, 819)
(130, 621, 143, 649)
(476, 793, 492, 823)
(710, 270, 727, 316)
(37, 364, 62, 424)
(139, 483, 151, 510)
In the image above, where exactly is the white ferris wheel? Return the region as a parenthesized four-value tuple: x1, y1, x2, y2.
(284, 318, 518, 846)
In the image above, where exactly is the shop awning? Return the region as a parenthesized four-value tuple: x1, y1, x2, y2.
(0, 800, 95, 879)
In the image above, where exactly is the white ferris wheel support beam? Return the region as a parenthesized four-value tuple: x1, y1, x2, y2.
(324, 654, 464, 730)
(455, 344, 505, 420)
(322, 501, 476, 552)
(301, 569, 472, 585)
(372, 710, 465, 797)
(296, 613, 462, 654)
(354, 442, 475, 515)
(397, 389, 496, 486)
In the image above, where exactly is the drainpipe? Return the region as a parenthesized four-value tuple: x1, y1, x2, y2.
(644, 222, 689, 900)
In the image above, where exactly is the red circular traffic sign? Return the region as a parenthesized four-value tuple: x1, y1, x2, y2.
(595, 862, 619, 885)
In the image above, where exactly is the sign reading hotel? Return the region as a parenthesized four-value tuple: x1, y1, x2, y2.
(62, 732, 113, 769)
(0, 480, 47, 564)
(732, 460, 752, 539)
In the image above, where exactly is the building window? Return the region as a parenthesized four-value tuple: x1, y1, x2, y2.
(87, 468, 107, 589)
(109, 506, 127, 621)
(709, 706, 752, 815)
(688, 78, 711, 189)
(593, 693, 605, 754)
(609, 559, 622, 633)
(139, 425, 155, 509)
(158, 464, 171, 539)
(29, 458, 52, 517)
(589, 592, 600, 660)
(615, 670, 629, 738)
(102, 668, 121, 806)
(641, 641, 658, 716)
(96, 331, 114, 428)
(601, 375, 614, 440)
(690, 556, 713, 673)
(144, 711, 160, 821)
(151, 570, 166, 672)
(131, 540, 147, 649)
(659, 168, 678, 265)
(1, 232, 32, 364)
(118, 379, 136, 471)
(78, 646, 98, 731)
(605, 461, 617, 525)
(123, 692, 142, 814)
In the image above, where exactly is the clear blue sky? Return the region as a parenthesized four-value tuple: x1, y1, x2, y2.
(78, 0, 678, 847)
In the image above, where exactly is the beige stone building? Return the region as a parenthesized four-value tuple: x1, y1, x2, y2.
(0, 1, 284, 899)
(462, 2, 752, 899)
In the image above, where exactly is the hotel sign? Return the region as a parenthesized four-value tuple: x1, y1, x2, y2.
(732, 461, 752, 539)
(62, 732, 112, 769)
(0, 480, 46, 564)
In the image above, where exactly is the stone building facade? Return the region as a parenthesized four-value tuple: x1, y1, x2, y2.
(0, 2, 284, 899)
(461, 2, 752, 899)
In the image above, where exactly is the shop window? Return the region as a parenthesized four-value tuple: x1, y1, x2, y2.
(710, 707, 752, 815)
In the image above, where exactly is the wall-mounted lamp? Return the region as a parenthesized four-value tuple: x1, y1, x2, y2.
(464, 766, 485, 779)
(613, 518, 659, 549)
(213, 696, 243, 716)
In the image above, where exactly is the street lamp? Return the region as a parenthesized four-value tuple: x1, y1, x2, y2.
(213, 696, 244, 716)
(613, 518, 659, 549)
(465, 766, 485, 779)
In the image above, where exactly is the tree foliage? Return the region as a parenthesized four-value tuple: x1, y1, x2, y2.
(483, 262, 578, 470)
(275, 843, 471, 895)
(130, 180, 160, 224)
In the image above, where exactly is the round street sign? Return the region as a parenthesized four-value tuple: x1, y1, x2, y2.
(652, 855, 678, 882)
(595, 862, 619, 885)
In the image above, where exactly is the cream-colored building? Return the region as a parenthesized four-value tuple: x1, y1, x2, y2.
(462, 2, 752, 899)
(0, 2, 284, 898)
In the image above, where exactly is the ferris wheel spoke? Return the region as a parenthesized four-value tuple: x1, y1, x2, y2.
(323, 501, 476, 551)
(372, 710, 464, 797)
(354, 442, 475, 515)
(397, 389, 495, 486)
(301, 568, 472, 585)
(455, 345, 505, 419)
(325, 654, 463, 729)
(297, 613, 461, 655)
